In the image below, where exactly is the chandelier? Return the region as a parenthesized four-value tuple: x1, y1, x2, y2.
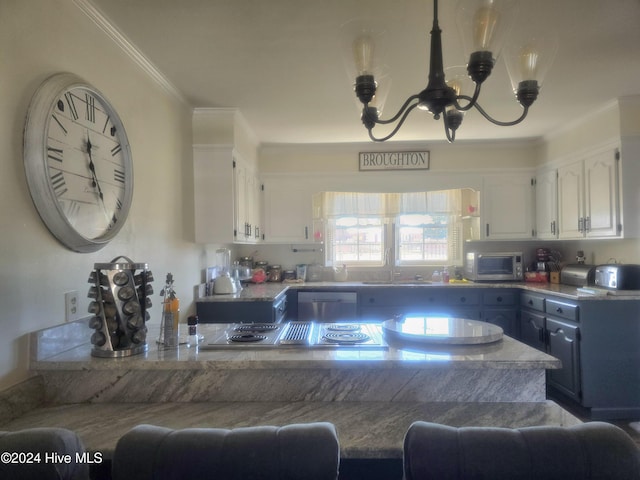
(351, 0, 557, 142)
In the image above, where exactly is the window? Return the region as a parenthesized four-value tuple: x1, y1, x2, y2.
(397, 214, 449, 263)
(320, 190, 465, 267)
(327, 216, 385, 266)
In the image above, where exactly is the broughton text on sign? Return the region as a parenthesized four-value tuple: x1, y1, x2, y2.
(359, 151, 430, 171)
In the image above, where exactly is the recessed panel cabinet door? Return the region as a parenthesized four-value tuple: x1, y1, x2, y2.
(557, 161, 584, 239)
(546, 317, 581, 401)
(584, 150, 620, 238)
(262, 180, 314, 243)
(482, 175, 534, 239)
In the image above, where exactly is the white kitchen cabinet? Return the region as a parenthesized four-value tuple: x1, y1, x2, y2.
(557, 146, 620, 239)
(193, 145, 261, 244)
(535, 168, 559, 239)
(262, 178, 315, 243)
(481, 174, 535, 240)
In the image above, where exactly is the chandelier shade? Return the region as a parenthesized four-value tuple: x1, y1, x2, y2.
(350, 0, 557, 142)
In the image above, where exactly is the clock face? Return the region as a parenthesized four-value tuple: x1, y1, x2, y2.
(24, 73, 133, 252)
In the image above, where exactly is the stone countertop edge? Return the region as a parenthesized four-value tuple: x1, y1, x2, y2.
(197, 281, 640, 302)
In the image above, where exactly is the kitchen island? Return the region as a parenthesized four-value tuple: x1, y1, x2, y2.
(9, 317, 582, 463)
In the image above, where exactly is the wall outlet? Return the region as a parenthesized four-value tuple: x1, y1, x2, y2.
(65, 290, 80, 322)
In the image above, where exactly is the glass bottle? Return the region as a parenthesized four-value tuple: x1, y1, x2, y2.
(187, 315, 199, 348)
(159, 273, 179, 347)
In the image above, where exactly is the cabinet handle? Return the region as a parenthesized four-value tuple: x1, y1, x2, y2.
(304, 226, 309, 240)
(486, 224, 490, 237)
(460, 297, 467, 303)
(578, 217, 584, 233)
(551, 221, 556, 235)
(496, 296, 503, 303)
(556, 307, 563, 314)
(528, 299, 534, 305)
(585, 216, 591, 232)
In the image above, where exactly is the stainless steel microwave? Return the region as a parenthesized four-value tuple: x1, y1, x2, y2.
(465, 252, 524, 282)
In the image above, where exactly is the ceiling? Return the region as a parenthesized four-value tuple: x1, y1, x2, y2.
(89, 0, 640, 145)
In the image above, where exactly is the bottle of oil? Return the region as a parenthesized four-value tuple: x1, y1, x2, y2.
(159, 273, 179, 347)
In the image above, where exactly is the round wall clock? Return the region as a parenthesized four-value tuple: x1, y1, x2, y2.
(24, 73, 133, 253)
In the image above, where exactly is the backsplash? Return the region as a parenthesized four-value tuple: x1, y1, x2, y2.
(234, 238, 639, 283)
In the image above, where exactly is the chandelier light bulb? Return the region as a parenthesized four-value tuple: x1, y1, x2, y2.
(519, 44, 541, 80)
(472, 5, 500, 51)
(353, 35, 375, 76)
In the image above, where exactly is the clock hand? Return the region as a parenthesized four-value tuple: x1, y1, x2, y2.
(86, 132, 105, 203)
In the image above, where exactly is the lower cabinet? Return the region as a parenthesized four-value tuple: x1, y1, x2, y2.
(196, 295, 287, 323)
(479, 291, 518, 336)
(358, 288, 517, 336)
(546, 317, 581, 401)
(518, 293, 582, 402)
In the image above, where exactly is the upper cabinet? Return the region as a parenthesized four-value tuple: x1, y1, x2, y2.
(192, 108, 261, 245)
(557, 145, 620, 239)
(534, 168, 559, 240)
(262, 177, 317, 243)
(193, 146, 262, 244)
(481, 174, 535, 240)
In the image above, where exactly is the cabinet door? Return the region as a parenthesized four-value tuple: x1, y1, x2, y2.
(584, 150, 620, 238)
(481, 308, 517, 336)
(557, 161, 584, 239)
(519, 309, 546, 350)
(482, 175, 534, 239)
(546, 317, 581, 401)
(262, 180, 314, 243)
(535, 169, 558, 239)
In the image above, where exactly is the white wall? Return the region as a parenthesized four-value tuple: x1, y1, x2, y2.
(0, 0, 213, 390)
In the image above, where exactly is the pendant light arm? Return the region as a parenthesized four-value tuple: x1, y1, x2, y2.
(453, 83, 482, 112)
(368, 102, 421, 142)
(458, 95, 530, 126)
(372, 94, 421, 125)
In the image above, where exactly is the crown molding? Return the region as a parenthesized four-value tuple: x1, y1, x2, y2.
(72, 0, 190, 107)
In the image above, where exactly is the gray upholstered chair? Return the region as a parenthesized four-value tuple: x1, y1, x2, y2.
(112, 422, 340, 480)
(0, 427, 88, 480)
(403, 421, 640, 480)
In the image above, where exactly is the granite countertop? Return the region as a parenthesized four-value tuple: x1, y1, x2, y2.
(31, 321, 560, 372)
(0, 400, 581, 459)
(197, 280, 640, 303)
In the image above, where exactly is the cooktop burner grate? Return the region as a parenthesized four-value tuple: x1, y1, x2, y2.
(279, 321, 312, 344)
(234, 324, 280, 333)
(228, 334, 268, 343)
(322, 332, 370, 344)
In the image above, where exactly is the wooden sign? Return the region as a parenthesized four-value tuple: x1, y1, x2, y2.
(359, 151, 430, 171)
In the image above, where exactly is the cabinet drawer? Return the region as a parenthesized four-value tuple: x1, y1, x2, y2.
(545, 299, 579, 322)
(520, 292, 545, 312)
(445, 291, 480, 306)
(483, 291, 517, 306)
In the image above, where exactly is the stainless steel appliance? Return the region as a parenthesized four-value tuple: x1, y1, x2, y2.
(297, 291, 358, 321)
(464, 252, 524, 282)
(201, 321, 387, 350)
(560, 264, 596, 286)
(594, 264, 640, 290)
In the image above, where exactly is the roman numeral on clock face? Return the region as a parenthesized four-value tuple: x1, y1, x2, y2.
(114, 169, 125, 184)
(85, 94, 96, 123)
(47, 146, 63, 163)
(50, 171, 67, 197)
(51, 114, 68, 135)
(111, 144, 122, 156)
(64, 92, 78, 120)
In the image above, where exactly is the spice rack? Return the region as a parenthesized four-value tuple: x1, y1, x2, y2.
(87, 256, 154, 358)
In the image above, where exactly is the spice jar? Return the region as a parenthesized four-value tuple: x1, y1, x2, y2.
(267, 265, 282, 282)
